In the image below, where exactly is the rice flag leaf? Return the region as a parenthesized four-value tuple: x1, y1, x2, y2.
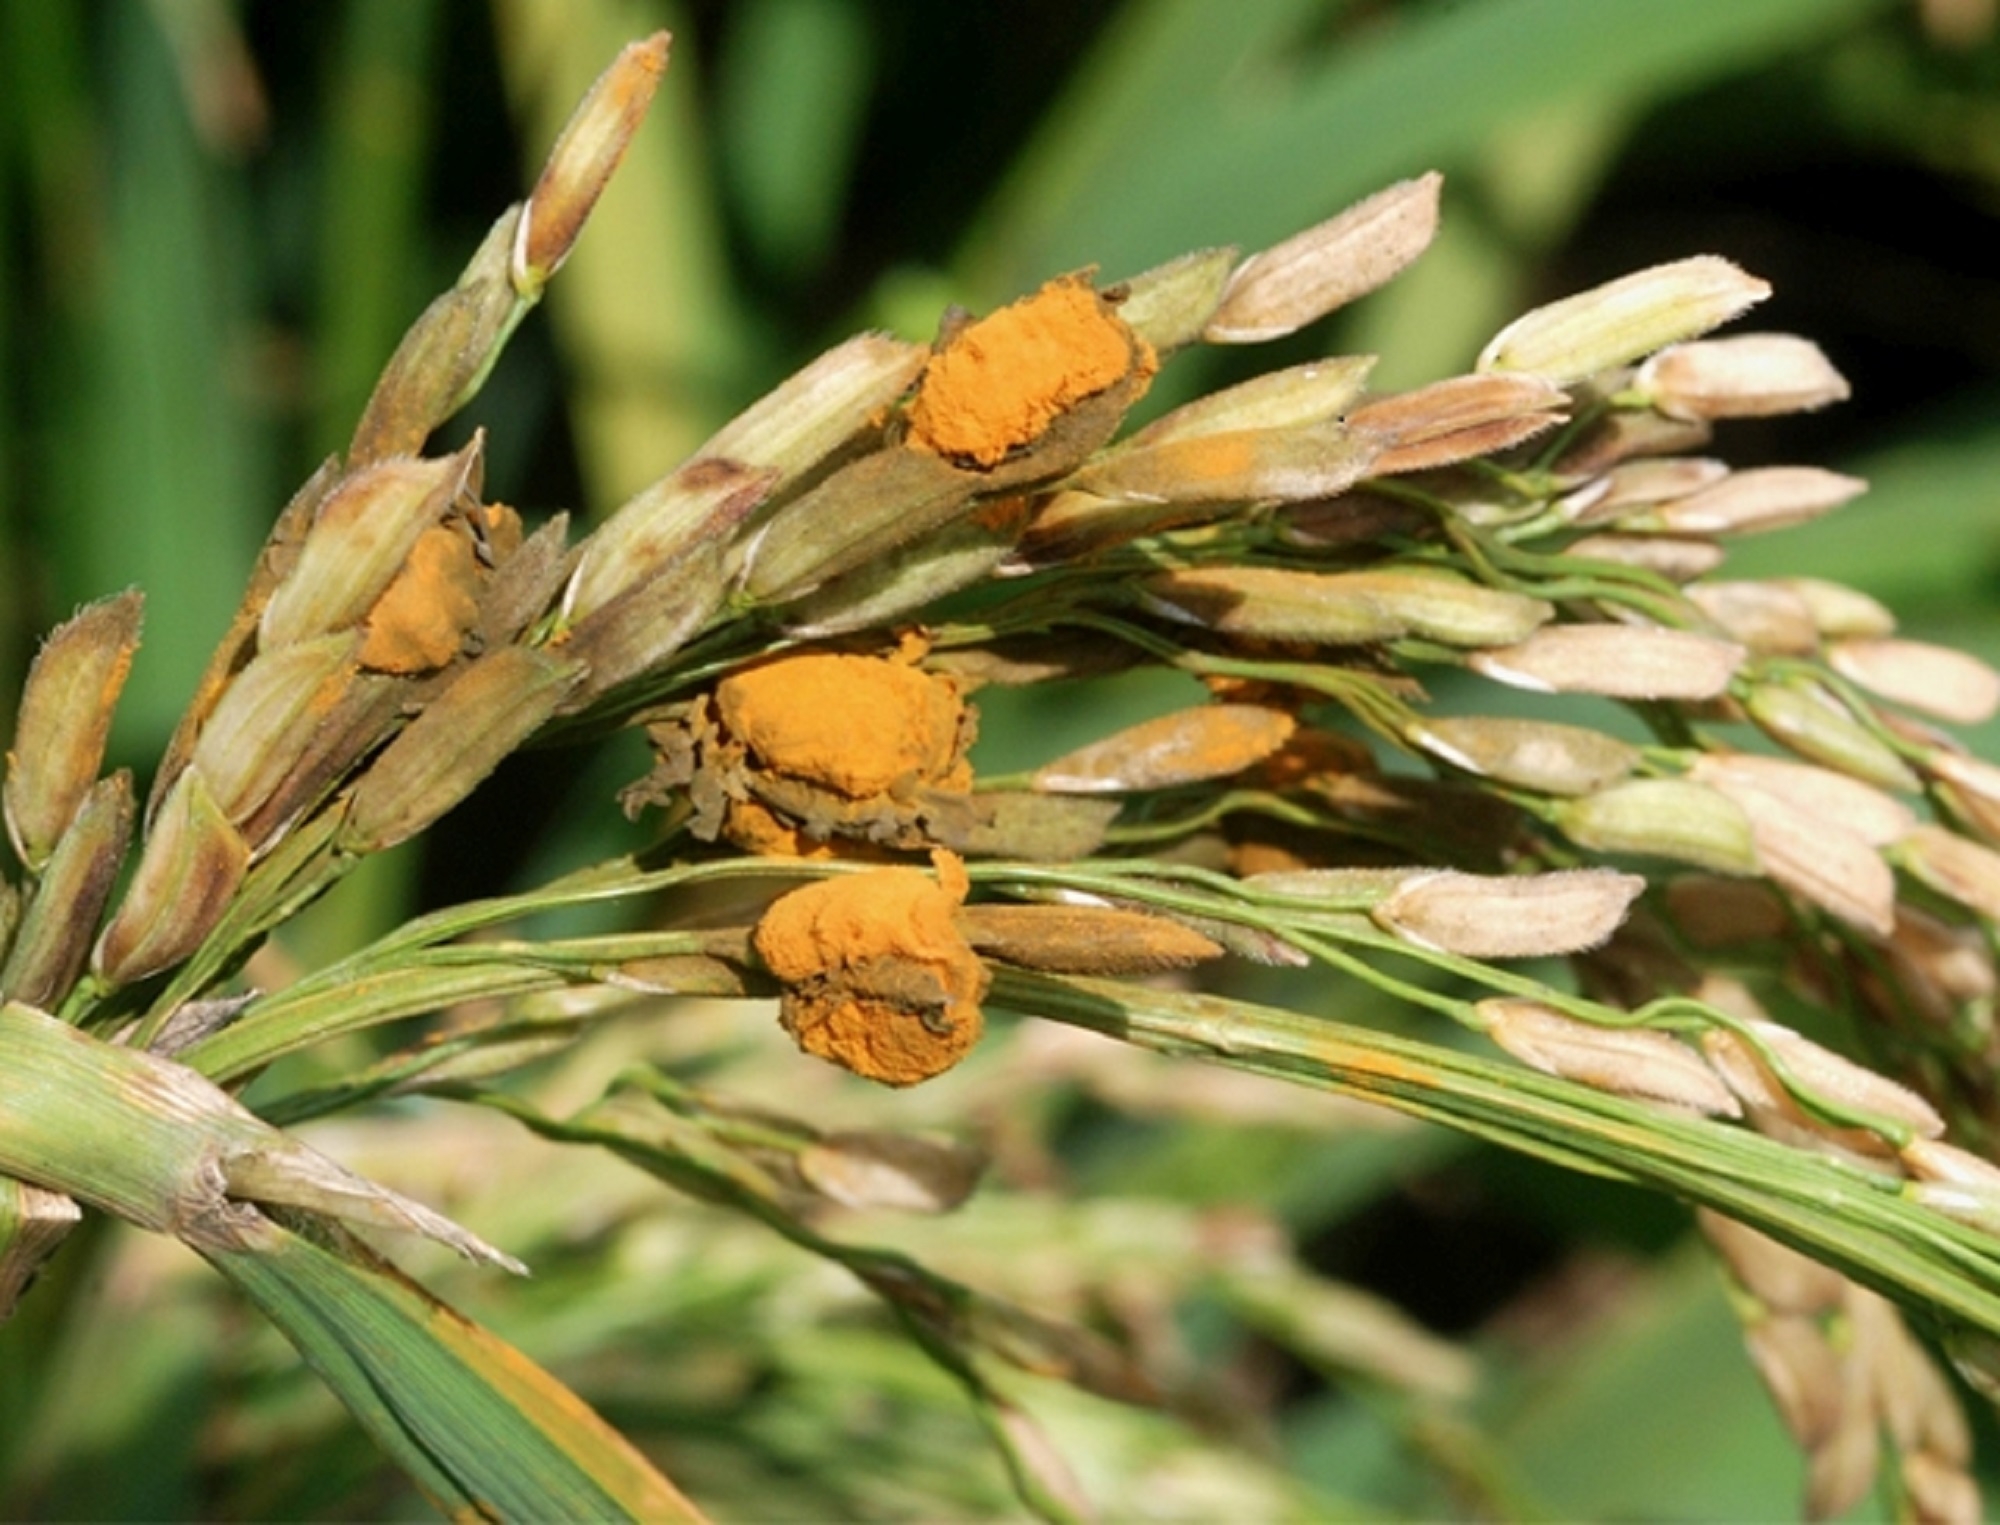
(205, 1216, 705, 1523)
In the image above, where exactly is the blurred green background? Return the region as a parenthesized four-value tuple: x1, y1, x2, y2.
(5, 0, 2000, 1518)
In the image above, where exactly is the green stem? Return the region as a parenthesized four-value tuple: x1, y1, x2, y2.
(993, 967, 2000, 1335)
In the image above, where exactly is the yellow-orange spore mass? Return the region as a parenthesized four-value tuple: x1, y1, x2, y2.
(906, 275, 1150, 468)
(360, 525, 481, 674)
(723, 798, 842, 859)
(716, 652, 968, 799)
(753, 857, 987, 1085)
